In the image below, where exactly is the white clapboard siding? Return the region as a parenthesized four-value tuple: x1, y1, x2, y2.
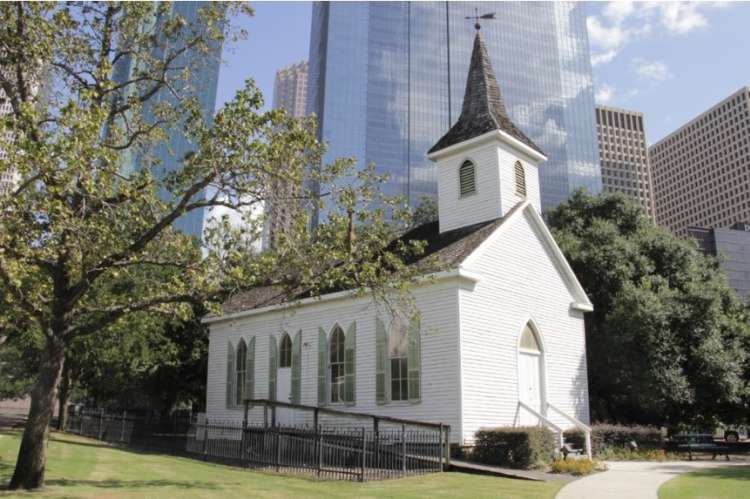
(436, 139, 542, 234)
(206, 279, 463, 441)
(458, 206, 590, 443)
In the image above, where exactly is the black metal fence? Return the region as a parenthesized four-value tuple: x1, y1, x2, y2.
(65, 401, 450, 481)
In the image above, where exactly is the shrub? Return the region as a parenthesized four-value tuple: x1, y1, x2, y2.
(565, 424, 663, 456)
(472, 427, 556, 469)
(550, 458, 606, 476)
(595, 447, 675, 461)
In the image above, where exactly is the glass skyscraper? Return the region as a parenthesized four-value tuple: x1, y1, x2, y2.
(115, 2, 223, 239)
(307, 1, 601, 218)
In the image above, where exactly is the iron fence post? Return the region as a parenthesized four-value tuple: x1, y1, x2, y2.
(439, 424, 444, 472)
(317, 428, 323, 478)
(444, 426, 451, 470)
(202, 418, 209, 461)
(401, 424, 406, 475)
(121, 411, 127, 443)
(275, 428, 281, 472)
(373, 417, 380, 470)
(359, 427, 366, 482)
(98, 408, 104, 440)
(242, 401, 249, 467)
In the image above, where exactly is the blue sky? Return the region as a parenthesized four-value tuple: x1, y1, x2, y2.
(216, 2, 750, 145)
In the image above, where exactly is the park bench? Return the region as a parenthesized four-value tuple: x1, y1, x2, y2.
(669, 434, 731, 461)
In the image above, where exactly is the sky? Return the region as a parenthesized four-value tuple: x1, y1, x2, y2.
(216, 1, 750, 145)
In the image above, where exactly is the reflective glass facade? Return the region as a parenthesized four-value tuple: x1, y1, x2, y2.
(116, 2, 222, 239)
(308, 1, 601, 219)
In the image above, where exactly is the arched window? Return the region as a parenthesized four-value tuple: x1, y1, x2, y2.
(459, 160, 476, 197)
(389, 315, 409, 401)
(514, 161, 527, 197)
(235, 339, 247, 406)
(520, 323, 541, 353)
(279, 333, 292, 368)
(329, 326, 346, 403)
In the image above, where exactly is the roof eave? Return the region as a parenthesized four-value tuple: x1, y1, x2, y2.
(427, 129, 547, 163)
(202, 268, 480, 326)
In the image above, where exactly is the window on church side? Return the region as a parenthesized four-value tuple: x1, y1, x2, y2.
(389, 315, 409, 401)
(459, 160, 476, 197)
(329, 327, 346, 403)
(279, 333, 292, 368)
(515, 161, 527, 197)
(235, 339, 247, 406)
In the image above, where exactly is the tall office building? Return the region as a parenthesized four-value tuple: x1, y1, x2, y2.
(115, 2, 223, 239)
(0, 67, 44, 196)
(688, 223, 750, 300)
(308, 1, 601, 223)
(263, 61, 309, 249)
(650, 87, 750, 237)
(273, 61, 308, 118)
(595, 105, 655, 220)
(0, 86, 18, 196)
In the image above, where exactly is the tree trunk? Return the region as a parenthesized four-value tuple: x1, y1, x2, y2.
(56, 364, 72, 431)
(8, 337, 65, 490)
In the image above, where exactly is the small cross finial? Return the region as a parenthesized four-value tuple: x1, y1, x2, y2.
(465, 9, 496, 31)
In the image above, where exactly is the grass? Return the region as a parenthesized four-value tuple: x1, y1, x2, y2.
(0, 430, 565, 498)
(659, 465, 750, 499)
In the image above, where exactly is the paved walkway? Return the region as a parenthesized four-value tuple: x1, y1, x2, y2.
(556, 460, 746, 499)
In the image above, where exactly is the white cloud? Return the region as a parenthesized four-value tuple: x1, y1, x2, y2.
(591, 50, 618, 67)
(632, 58, 672, 81)
(595, 84, 615, 104)
(586, 1, 728, 66)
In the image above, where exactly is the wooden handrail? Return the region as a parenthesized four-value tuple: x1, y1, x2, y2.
(244, 398, 449, 430)
(546, 403, 591, 432)
(517, 401, 563, 432)
(546, 402, 592, 459)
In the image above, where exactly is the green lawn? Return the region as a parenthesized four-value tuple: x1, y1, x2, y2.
(659, 465, 750, 499)
(0, 431, 564, 498)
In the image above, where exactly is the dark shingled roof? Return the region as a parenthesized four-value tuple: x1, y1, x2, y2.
(218, 205, 527, 316)
(428, 32, 544, 156)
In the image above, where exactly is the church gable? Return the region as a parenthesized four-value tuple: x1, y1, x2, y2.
(462, 202, 592, 312)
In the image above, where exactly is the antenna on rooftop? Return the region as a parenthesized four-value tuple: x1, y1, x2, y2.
(465, 8, 496, 31)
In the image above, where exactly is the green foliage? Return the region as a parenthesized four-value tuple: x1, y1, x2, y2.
(594, 447, 676, 461)
(411, 195, 438, 227)
(0, 3, 428, 488)
(548, 191, 750, 427)
(472, 427, 557, 469)
(550, 458, 605, 475)
(565, 424, 664, 455)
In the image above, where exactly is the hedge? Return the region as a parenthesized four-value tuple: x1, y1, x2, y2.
(565, 424, 663, 455)
(472, 427, 556, 469)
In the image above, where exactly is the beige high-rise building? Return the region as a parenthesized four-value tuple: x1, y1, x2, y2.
(650, 87, 750, 237)
(266, 61, 309, 249)
(272, 60, 308, 118)
(596, 105, 655, 220)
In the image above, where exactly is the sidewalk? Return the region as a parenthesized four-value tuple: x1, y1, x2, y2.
(555, 460, 746, 499)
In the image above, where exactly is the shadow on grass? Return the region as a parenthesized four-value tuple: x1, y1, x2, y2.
(679, 465, 750, 482)
(44, 478, 232, 490)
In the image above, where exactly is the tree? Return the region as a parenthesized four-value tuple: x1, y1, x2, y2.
(0, 3, 426, 489)
(411, 195, 438, 227)
(548, 190, 750, 427)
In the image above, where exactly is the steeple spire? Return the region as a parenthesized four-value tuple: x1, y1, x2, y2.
(429, 32, 543, 156)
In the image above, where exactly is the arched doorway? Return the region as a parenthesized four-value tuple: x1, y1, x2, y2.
(518, 322, 545, 425)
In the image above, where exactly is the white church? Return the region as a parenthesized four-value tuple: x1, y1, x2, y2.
(204, 31, 593, 445)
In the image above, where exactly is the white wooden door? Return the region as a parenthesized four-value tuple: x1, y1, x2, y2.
(519, 352, 542, 426)
(276, 368, 293, 426)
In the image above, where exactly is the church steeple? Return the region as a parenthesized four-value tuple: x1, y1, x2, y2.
(427, 30, 545, 234)
(429, 32, 543, 156)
